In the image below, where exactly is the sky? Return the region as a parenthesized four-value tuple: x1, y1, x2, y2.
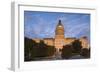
(24, 11, 90, 41)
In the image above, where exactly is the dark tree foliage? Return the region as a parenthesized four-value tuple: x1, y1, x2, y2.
(33, 40, 47, 57)
(61, 45, 73, 59)
(24, 37, 34, 61)
(46, 46, 55, 56)
(24, 37, 56, 61)
(81, 48, 90, 58)
(72, 39, 82, 54)
(31, 40, 55, 58)
(61, 40, 84, 59)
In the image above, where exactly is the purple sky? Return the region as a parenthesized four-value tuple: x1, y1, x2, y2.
(24, 11, 90, 41)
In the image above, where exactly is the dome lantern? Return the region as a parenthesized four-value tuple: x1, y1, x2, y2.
(55, 20, 65, 36)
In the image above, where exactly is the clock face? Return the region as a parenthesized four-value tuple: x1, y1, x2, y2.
(58, 25, 62, 27)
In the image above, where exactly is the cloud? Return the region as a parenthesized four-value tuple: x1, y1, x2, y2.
(24, 11, 90, 40)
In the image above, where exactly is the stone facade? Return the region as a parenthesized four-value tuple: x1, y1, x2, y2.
(32, 20, 89, 50)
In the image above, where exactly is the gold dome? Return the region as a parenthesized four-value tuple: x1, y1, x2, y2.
(55, 20, 64, 35)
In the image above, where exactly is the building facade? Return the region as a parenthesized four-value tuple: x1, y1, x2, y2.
(32, 20, 89, 52)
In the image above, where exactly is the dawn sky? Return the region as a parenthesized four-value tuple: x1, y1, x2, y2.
(24, 11, 90, 41)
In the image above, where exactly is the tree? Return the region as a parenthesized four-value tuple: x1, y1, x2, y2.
(31, 40, 55, 58)
(31, 40, 47, 58)
(46, 46, 55, 56)
(80, 48, 90, 58)
(25, 38, 56, 61)
(72, 39, 82, 54)
(24, 37, 34, 61)
(61, 45, 73, 59)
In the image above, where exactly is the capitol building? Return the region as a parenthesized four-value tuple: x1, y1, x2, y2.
(32, 20, 89, 53)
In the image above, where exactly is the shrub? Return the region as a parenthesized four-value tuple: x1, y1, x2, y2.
(30, 40, 55, 60)
(24, 37, 34, 61)
(72, 39, 82, 54)
(61, 45, 73, 59)
(81, 48, 90, 58)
